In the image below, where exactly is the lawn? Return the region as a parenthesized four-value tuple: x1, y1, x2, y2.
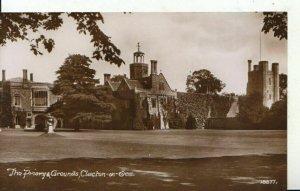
(0, 129, 287, 191)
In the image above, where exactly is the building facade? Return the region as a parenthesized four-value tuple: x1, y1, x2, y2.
(103, 46, 177, 130)
(246, 60, 280, 108)
(0, 70, 60, 129)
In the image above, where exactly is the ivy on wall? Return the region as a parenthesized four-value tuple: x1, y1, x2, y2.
(176, 92, 232, 128)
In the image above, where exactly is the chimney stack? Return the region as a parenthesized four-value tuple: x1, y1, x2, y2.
(104, 73, 111, 84)
(150, 60, 157, 75)
(2, 70, 5, 81)
(30, 73, 33, 81)
(23, 69, 28, 82)
(248, 60, 252, 72)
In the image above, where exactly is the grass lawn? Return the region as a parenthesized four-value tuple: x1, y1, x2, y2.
(0, 129, 286, 162)
(0, 129, 287, 190)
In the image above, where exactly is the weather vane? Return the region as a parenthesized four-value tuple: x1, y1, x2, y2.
(137, 42, 140, 51)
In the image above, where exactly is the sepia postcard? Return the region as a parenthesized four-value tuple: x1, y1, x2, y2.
(0, 1, 296, 190)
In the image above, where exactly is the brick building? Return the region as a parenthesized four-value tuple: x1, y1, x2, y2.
(246, 60, 280, 108)
(103, 45, 177, 129)
(0, 70, 60, 129)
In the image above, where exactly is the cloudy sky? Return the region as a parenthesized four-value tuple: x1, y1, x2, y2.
(0, 12, 287, 94)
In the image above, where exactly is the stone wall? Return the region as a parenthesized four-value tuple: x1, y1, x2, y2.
(11, 87, 32, 111)
(176, 92, 233, 128)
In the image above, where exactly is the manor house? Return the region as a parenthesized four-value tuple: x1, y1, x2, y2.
(0, 70, 60, 129)
(103, 45, 177, 130)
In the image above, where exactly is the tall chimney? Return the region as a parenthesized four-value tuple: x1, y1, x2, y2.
(248, 60, 252, 72)
(2, 70, 5, 81)
(30, 73, 33, 81)
(23, 69, 28, 82)
(150, 60, 157, 75)
(104, 73, 111, 84)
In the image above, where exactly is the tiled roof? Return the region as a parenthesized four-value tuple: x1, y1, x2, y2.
(124, 78, 144, 90)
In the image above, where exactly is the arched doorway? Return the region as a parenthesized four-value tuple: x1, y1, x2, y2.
(55, 118, 63, 129)
(34, 115, 47, 131)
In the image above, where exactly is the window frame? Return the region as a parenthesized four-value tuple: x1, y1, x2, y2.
(33, 90, 48, 107)
(14, 94, 21, 106)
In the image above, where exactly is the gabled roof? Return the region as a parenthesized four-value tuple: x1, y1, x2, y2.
(124, 78, 144, 90)
(106, 81, 121, 91)
(157, 73, 173, 91)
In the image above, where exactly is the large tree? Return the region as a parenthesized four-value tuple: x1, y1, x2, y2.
(279, 73, 287, 100)
(186, 69, 225, 94)
(238, 93, 269, 124)
(262, 12, 287, 40)
(0, 13, 124, 66)
(261, 100, 287, 129)
(49, 54, 114, 130)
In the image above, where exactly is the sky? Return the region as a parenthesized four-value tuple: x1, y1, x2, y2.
(0, 13, 287, 94)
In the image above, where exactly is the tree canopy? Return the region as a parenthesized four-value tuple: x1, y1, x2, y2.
(238, 93, 269, 124)
(261, 100, 287, 129)
(49, 54, 115, 130)
(0, 13, 124, 66)
(186, 69, 225, 94)
(262, 12, 287, 40)
(279, 73, 287, 100)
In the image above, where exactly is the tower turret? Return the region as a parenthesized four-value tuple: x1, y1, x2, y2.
(133, 43, 145, 63)
(259, 61, 268, 107)
(130, 43, 148, 79)
(272, 63, 279, 102)
(248, 60, 252, 72)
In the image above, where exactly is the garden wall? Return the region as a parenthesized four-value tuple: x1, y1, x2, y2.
(176, 92, 233, 128)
